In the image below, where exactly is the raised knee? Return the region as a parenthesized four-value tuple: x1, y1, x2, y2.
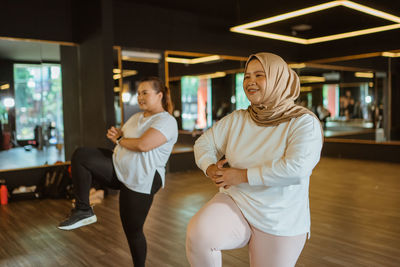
(71, 147, 89, 162)
(186, 217, 213, 251)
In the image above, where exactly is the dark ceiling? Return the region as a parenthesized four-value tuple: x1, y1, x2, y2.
(1, 0, 399, 68)
(119, 0, 400, 32)
(117, 0, 400, 24)
(115, 0, 400, 61)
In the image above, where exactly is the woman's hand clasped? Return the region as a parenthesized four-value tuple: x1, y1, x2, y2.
(106, 126, 123, 143)
(206, 159, 248, 189)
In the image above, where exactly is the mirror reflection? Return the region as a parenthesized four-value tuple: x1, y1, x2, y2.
(0, 41, 396, 172)
(166, 50, 247, 131)
(0, 39, 64, 170)
(293, 60, 385, 141)
(165, 50, 392, 143)
(118, 49, 162, 123)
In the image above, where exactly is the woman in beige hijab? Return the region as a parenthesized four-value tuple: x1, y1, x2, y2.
(186, 53, 323, 267)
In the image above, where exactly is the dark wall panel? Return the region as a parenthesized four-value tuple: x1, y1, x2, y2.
(77, 31, 115, 148)
(1, 0, 73, 42)
(322, 141, 400, 163)
(60, 46, 81, 160)
(60, 0, 115, 158)
(391, 59, 400, 140)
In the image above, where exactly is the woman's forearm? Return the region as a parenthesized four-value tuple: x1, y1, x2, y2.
(118, 138, 148, 152)
(117, 128, 167, 152)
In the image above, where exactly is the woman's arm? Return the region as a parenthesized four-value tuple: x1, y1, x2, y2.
(118, 128, 167, 152)
(107, 115, 177, 153)
(194, 114, 233, 175)
(210, 159, 248, 189)
(210, 115, 323, 188)
(107, 125, 167, 152)
(246, 115, 323, 187)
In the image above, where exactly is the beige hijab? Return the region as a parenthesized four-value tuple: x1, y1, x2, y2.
(245, 52, 318, 127)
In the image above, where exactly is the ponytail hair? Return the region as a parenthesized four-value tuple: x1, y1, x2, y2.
(139, 76, 173, 114)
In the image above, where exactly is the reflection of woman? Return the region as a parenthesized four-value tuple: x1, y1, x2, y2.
(58, 77, 178, 266)
(342, 90, 354, 120)
(186, 53, 323, 267)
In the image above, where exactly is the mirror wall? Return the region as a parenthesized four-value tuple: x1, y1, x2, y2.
(2, 40, 393, 171)
(0, 38, 65, 170)
(299, 52, 394, 141)
(163, 50, 395, 142)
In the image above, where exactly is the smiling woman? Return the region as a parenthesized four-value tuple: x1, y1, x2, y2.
(243, 59, 267, 105)
(186, 52, 323, 267)
(244, 53, 317, 127)
(58, 76, 178, 267)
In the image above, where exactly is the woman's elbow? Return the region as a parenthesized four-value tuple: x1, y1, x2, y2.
(137, 142, 152, 152)
(284, 160, 310, 179)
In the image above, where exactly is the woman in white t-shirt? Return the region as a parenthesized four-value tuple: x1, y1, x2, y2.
(59, 77, 178, 267)
(186, 53, 323, 267)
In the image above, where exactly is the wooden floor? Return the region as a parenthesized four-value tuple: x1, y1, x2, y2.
(1, 157, 400, 266)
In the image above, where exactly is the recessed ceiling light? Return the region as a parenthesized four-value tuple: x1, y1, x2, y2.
(382, 52, 400, 57)
(166, 55, 221, 64)
(288, 63, 306, 69)
(292, 24, 312, 31)
(230, 0, 400, 44)
(355, 72, 374, 78)
(0, 83, 10, 90)
(197, 71, 226, 79)
(301, 86, 313, 92)
(300, 76, 326, 83)
(121, 50, 161, 63)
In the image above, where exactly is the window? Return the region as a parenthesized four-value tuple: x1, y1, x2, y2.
(14, 64, 63, 143)
(235, 73, 250, 110)
(181, 76, 212, 130)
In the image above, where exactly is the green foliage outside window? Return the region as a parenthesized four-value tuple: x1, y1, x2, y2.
(14, 64, 63, 142)
(235, 73, 250, 110)
(0, 102, 7, 124)
(181, 76, 199, 130)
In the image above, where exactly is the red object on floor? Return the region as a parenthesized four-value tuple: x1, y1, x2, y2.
(0, 184, 8, 205)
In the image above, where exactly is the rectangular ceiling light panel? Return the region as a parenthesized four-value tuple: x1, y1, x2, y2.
(230, 0, 400, 44)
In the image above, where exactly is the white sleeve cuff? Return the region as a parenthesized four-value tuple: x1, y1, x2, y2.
(247, 167, 264, 186)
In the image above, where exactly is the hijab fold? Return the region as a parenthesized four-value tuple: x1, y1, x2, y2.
(245, 53, 318, 127)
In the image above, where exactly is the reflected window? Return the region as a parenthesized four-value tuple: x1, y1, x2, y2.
(323, 84, 339, 118)
(235, 73, 250, 109)
(14, 64, 63, 143)
(181, 76, 212, 130)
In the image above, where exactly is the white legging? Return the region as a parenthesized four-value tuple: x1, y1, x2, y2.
(186, 193, 307, 267)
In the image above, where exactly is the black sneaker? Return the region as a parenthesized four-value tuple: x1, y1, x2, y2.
(58, 208, 97, 230)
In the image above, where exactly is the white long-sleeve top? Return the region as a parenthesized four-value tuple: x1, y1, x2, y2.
(194, 110, 323, 236)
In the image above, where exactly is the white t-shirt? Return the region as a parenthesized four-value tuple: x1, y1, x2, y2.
(194, 110, 323, 236)
(113, 111, 178, 194)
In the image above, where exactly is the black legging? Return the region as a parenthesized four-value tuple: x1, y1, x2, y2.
(71, 147, 162, 267)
